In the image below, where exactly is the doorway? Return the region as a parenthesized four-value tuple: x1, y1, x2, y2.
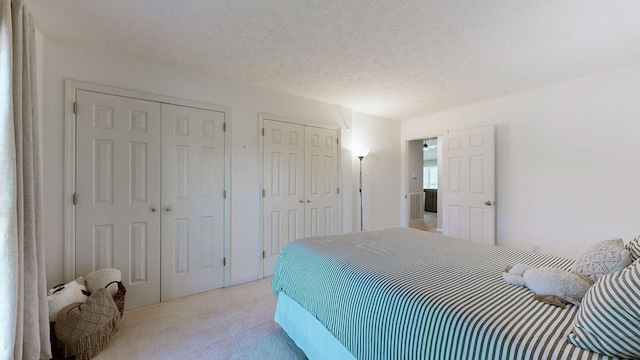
(405, 126, 496, 244)
(407, 137, 441, 233)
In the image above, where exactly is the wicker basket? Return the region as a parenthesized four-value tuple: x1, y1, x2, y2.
(50, 281, 127, 357)
(104, 280, 126, 317)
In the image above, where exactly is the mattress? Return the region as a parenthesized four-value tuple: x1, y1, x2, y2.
(272, 227, 615, 360)
(275, 292, 355, 359)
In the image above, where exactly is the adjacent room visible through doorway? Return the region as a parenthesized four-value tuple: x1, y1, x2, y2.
(408, 137, 441, 234)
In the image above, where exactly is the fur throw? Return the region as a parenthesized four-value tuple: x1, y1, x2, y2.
(503, 264, 592, 308)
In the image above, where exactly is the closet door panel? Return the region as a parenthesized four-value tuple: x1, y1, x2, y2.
(75, 90, 161, 310)
(161, 104, 225, 301)
(262, 120, 305, 276)
(304, 127, 339, 237)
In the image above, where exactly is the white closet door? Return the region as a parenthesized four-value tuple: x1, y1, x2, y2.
(304, 126, 339, 237)
(441, 125, 495, 244)
(161, 104, 225, 301)
(262, 120, 305, 276)
(75, 90, 161, 310)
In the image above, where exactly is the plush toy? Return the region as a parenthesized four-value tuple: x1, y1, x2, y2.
(502, 264, 592, 308)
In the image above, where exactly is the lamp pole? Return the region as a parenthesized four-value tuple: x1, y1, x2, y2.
(355, 149, 369, 231)
(358, 155, 364, 232)
(355, 149, 368, 231)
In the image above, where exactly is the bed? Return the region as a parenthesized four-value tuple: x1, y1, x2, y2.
(271, 227, 619, 360)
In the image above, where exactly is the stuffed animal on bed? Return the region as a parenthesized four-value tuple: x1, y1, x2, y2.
(502, 264, 592, 308)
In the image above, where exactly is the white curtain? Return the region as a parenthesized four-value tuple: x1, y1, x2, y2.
(0, 0, 52, 359)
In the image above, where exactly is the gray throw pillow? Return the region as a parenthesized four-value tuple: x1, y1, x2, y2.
(570, 238, 632, 283)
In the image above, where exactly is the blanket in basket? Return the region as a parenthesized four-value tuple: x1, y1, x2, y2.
(54, 288, 120, 360)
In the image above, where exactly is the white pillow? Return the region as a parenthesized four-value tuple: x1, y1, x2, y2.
(85, 268, 122, 296)
(627, 235, 640, 261)
(570, 239, 632, 283)
(47, 278, 88, 322)
(568, 260, 640, 358)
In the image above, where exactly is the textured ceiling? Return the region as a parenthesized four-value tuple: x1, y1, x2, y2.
(27, 0, 640, 120)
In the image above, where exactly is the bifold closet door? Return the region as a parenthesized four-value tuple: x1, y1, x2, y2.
(75, 90, 162, 310)
(262, 120, 339, 276)
(161, 103, 225, 301)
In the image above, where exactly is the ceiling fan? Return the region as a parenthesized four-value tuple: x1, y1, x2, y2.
(423, 140, 438, 151)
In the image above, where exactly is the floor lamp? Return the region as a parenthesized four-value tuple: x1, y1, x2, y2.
(355, 149, 369, 231)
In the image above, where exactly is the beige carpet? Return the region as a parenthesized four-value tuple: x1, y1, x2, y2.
(90, 277, 306, 360)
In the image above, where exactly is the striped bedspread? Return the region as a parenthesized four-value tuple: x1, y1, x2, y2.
(272, 227, 616, 360)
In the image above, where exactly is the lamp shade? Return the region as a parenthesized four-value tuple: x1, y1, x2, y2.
(355, 149, 370, 158)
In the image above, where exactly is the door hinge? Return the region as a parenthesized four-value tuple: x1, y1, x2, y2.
(262, 128, 265, 136)
(223, 190, 227, 199)
(72, 193, 78, 205)
(262, 251, 266, 259)
(223, 123, 226, 132)
(73, 102, 78, 114)
(262, 189, 266, 197)
(223, 257, 226, 266)
(337, 187, 340, 194)
(337, 138, 339, 145)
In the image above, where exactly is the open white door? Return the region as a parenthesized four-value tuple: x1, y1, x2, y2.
(441, 126, 495, 244)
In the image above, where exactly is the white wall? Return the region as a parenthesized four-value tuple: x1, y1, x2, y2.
(407, 140, 424, 193)
(402, 64, 640, 259)
(41, 37, 355, 288)
(351, 112, 402, 232)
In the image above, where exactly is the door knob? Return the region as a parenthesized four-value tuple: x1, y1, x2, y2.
(164, 207, 172, 212)
(151, 208, 156, 212)
(299, 200, 304, 203)
(485, 201, 493, 206)
(306, 200, 311, 203)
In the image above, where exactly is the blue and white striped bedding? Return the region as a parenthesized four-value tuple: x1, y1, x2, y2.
(272, 227, 616, 360)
